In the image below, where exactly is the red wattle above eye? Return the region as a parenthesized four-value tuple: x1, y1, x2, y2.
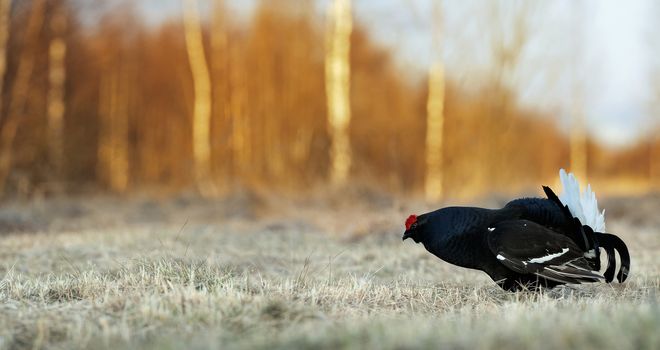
(405, 214, 417, 230)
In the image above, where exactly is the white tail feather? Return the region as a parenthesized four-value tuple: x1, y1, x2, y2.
(558, 169, 606, 232)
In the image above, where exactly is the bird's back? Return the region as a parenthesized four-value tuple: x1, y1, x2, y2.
(503, 197, 572, 230)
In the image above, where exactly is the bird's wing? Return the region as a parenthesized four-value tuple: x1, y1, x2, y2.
(504, 192, 594, 253)
(486, 220, 604, 284)
(544, 185, 604, 270)
(505, 195, 572, 228)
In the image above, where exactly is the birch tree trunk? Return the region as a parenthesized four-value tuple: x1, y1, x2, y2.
(0, 0, 45, 195)
(425, 63, 445, 201)
(570, 101, 587, 180)
(486, 2, 531, 189)
(182, 0, 215, 195)
(569, 4, 587, 180)
(229, 36, 248, 179)
(211, 0, 229, 185)
(0, 0, 10, 119)
(650, 137, 659, 189)
(47, 3, 67, 180)
(424, 2, 445, 202)
(649, 5, 660, 190)
(325, 0, 352, 186)
(97, 67, 129, 192)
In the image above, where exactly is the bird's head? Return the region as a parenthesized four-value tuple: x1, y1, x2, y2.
(403, 207, 472, 244)
(402, 214, 426, 243)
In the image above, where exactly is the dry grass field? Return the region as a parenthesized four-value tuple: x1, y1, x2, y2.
(1, 190, 659, 349)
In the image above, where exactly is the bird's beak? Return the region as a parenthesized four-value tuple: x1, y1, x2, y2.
(402, 230, 412, 241)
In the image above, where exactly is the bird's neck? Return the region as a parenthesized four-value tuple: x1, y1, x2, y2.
(424, 208, 495, 269)
(425, 229, 489, 270)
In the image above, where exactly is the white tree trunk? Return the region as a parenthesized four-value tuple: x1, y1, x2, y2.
(425, 1, 445, 201)
(650, 137, 659, 189)
(0, 0, 10, 119)
(0, 0, 45, 195)
(570, 4, 587, 180)
(425, 62, 445, 201)
(570, 103, 587, 180)
(47, 4, 67, 179)
(211, 0, 230, 186)
(97, 68, 129, 192)
(325, 0, 352, 185)
(183, 0, 215, 195)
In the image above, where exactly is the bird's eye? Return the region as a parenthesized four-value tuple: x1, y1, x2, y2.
(411, 222, 418, 229)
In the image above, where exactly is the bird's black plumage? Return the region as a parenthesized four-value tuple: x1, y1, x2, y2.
(402, 186, 630, 291)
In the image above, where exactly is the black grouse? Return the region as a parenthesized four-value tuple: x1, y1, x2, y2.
(402, 170, 630, 291)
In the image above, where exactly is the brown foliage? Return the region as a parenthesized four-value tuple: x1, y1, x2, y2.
(0, 1, 654, 198)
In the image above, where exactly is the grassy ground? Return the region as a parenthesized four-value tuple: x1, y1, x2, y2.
(1, 191, 659, 349)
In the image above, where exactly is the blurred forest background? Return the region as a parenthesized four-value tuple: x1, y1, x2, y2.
(0, 0, 658, 201)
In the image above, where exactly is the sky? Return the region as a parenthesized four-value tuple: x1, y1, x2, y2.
(137, 0, 656, 148)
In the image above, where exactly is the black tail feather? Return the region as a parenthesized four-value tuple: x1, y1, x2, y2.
(596, 232, 631, 283)
(580, 224, 600, 270)
(602, 243, 616, 283)
(542, 186, 574, 219)
(542, 186, 599, 257)
(542, 185, 630, 284)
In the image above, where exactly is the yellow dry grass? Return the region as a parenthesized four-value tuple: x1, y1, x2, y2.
(0, 195, 659, 349)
